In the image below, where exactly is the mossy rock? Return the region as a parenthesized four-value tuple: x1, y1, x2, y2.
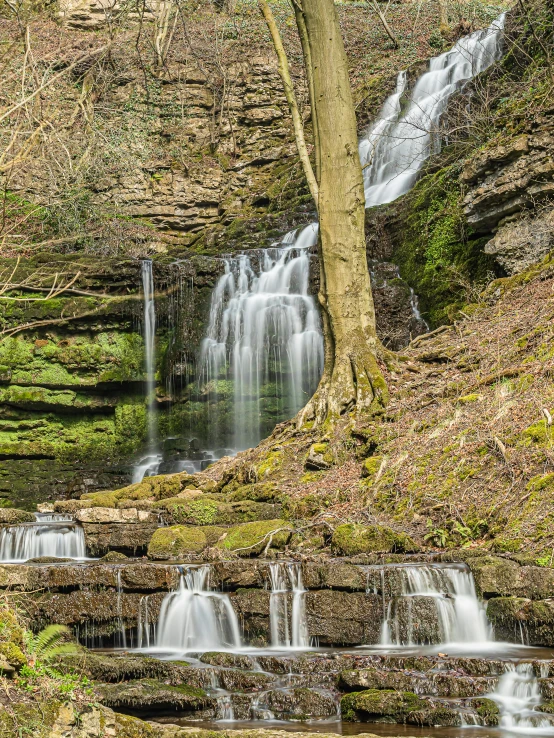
(219, 519, 292, 556)
(361, 455, 383, 479)
(101, 551, 129, 562)
(228, 482, 282, 502)
(96, 678, 211, 711)
(114, 713, 160, 738)
(147, 525, 225, 560)
(162, 496, 280, 526)
(0, 701, 62, 738)
(0, 640, 26, 668)
(331, 523, 419, 555)
(341, 689, 428, 721)
(0, 508, 35, 524)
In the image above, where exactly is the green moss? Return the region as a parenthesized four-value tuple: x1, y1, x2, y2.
(219, 519, 292, 555)
(361, 455, 383, 479)
(227, 482, 282, 502)
(255, 450, 283, 479)
(147, 525, 225, 559)
(519, 419, 553, 447)
(342, 689, 427, 720)
(0, 641, 26, 667)
(459, 393, 481, 404)
(0, 508, 35, 523)
(389, 165, 497, 327)
(331, 522, 419, 555)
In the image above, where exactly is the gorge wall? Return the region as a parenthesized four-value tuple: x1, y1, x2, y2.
(1, 0, 552, 508)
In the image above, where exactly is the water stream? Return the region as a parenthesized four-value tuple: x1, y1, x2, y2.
(155, 565, 242, 652)
(376, 563, 492, 646)
(269, 562, 310, 649)
(132, 260, 161, 483)
(360, 14, 506, 206)
(200, 224, 323, 451)
(0, 513, 87, 562)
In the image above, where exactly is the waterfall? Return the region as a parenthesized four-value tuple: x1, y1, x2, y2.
(360, 14, 506, 207)
(269, 562, 310, 649)
(489, 663, 554, 733)
(378, 564, 492, 646)
(0, 514, 87, 562)
(200, 224, 324, 451)
(154, 565, 242, 652)
(132, 260, 161, 483)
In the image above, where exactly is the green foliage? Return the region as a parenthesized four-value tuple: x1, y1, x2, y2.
(26, 624, 80, 663)
(392, 166, 497, 327)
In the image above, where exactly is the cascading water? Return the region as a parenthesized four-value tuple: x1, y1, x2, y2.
(0, 513, 87, 562)
(377, 563, 492, 646)
(360, 14, 506, 207)
(200, 224, 323, 450)
(489, 663, 554, 734)
(198, 17, 505, 450)
(155, 565, 242, 652)
(269, 562, 310, 649)
(133, 260, 161, 483)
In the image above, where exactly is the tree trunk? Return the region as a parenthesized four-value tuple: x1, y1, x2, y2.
(298, 0, 388, 424)
(258, 0, 318, 206)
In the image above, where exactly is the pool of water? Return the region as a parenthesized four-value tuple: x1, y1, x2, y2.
(152, 719, 547, 737)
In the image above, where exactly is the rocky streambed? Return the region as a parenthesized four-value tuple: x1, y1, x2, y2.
(4, 530, 554, 735)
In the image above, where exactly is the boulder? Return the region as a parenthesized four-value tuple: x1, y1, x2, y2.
(341, 689, 428, 721)
(469, 556, 554, 600)
(161, 496, 281, 525)
(96, 679, 212, 712)
(218, 519, 292, 555)
(331, 523, 419, 555)
(76, 508, 156, 523)
(0, 508, 35, 524)
(147, 525, 225, 560)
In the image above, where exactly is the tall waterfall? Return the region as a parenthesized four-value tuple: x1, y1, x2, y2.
(490, 663, 554, 733)
(378, 563, 492, 646)
(198, 17, 505, 450)
(0, 514, 87, 562)
(155, 565, 242, 652)
(360, 14, 506, 207)
(200, 225, 323, 450)
(133, 260, 160, 483)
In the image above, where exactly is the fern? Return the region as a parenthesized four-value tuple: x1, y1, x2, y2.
(27, 624, 79, 663)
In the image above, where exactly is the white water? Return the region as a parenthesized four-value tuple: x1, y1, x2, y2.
(155, 565, 242, 651)
(0, 514, 87, 562)
(379, 564, 492, 646)
(200, 224, 323, 450)
(198, 17, 505, 450)
(269, 562, 310, 648)
(489, 663, 554, 734)
(360, 14, 506, 207)
(132, 261, 159, 484)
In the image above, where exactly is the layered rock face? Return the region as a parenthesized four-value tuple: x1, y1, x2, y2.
(462, 118, 554, 274)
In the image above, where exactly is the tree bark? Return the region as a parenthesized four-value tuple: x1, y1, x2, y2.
(438, 0, 449, 35)
(297, 0, 388, 423)
(258, 0, 319, 207)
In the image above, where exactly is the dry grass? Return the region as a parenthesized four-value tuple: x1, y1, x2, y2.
(206, 255, 554, 555)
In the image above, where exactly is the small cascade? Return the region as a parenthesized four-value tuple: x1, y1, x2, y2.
(376, 563, 492, 646)
(360, 14, 506, 207)
(269, 563, 310, 649)
(136, 595, 154, 649)
(133, 260, 160, 484)
(215, 693, 235, 722)
(116, 569, 127, 649)
(200, 224, 323, 451)
(154, 565, 242, 652)
(490, 663, 554, 733)
(0, 514, 87, 563)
